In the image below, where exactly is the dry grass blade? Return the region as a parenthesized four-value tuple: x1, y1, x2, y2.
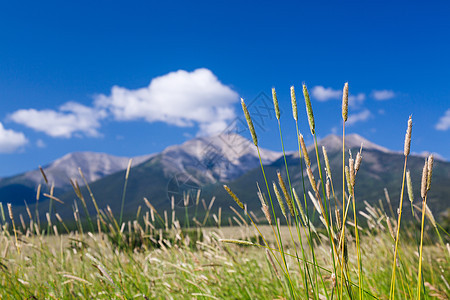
(43, 193, 64, 204)
(219, 239, 254, 246)
(62, 274, 92, 286)
(39, 166, 48, 184)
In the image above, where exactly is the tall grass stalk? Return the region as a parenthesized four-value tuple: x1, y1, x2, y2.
(417, 155, 433, 299)
(303, 83, 343, 298)
(273, 87, 314, 299)
(241, 98, 296, 296)
(389, 116, 412, 299)
(340, 82, 348, 300)
(294, 113, 323, 298)
(119, 159, 133, 225)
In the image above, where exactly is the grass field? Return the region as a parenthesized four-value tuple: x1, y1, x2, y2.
(0, 83, 448, 299)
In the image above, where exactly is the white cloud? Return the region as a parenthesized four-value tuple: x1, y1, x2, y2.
(435, 108, 450, 131)
(95, 68, 239, 135)
(348, 93, 366, 107)
(311, 86, 365, 108)
(9, 102, 106, 138)
(311, 86, 341, 101)
(0, 122, 28, 153)
(372, 90, 395, 100)
(347, 109, 372, 126)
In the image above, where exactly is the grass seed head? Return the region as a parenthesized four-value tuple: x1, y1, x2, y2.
(349, 157, 355, 187)
(261, 204, 272, 225)
(302, 83, 315, 135)
(406, 170, 414, 203)
(306, 167, 318, 194)
(427, 154, 433, 191)
(384, 188, 391, 205)
(300, 134, 311, 167)
(24, 201, 32, 219)
(256, 183, 266, 206)
(291, 85, 298, 121)
(387, 216, 396, 241)
(7, 203, 13, 220)
(404, 116, 412, 156)
(345, 166, 353, 195)
(220, 239, 254, 246)
(223, 185, 244, 210)
(342, 82, 349, 122)
(421, 158, 428, 199)
(39, 166, 48, 185)
(241, 98, 258, 146)
(0, 202, 5, 223)
(326, 177, 331, 200)
(277, 171, 295, 216)
(293, 188, 307, 225)
(272, 181, 286, 218)
(355, 145, 363, 173)
(322, 146, 332, 179)
(36, 184, 41, 201)
(272, 87, 280, 120)
(335, 208, 341, 230)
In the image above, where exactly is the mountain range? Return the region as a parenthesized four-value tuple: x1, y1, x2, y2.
(1, 133, 449, 224)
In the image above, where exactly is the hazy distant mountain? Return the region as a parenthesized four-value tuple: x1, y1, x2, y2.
(158, 133, 282, 183)
(220, 133, 450, 222)
(0, 152, 154, 205)
(3, 133, 449, 225)
(46, 133, 283, 217)
(303, 133, 391, 154)
(20, 152, 153, 188)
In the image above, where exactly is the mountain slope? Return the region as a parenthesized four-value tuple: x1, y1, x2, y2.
(0, 152, 154, 206)
(5, 133, 449, 225)
(50, 133, 282, 218)
(222, 134, 450, 222)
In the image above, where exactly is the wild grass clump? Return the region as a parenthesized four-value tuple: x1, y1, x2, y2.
(229, 84, 449, 299)
(0, 82, 448, 299)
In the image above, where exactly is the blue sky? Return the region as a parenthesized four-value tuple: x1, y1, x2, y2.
(0, 0, 449, 176)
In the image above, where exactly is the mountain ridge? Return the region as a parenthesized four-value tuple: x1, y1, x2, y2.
(1, 133, 448, 224)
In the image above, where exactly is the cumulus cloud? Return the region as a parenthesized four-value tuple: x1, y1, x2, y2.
(311, 86, 365, 108)
(0, 122, 28, 153)
(95, 68, 239, 135)
(10, 69, 239, 137)
(346, 109, 372, 126)
(9, 102, 106, 138)
(311, 86, 341, 101)
(435, 108, 450, 131)
(348, 93, 366, 107)
(372, 90, 395, 100)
